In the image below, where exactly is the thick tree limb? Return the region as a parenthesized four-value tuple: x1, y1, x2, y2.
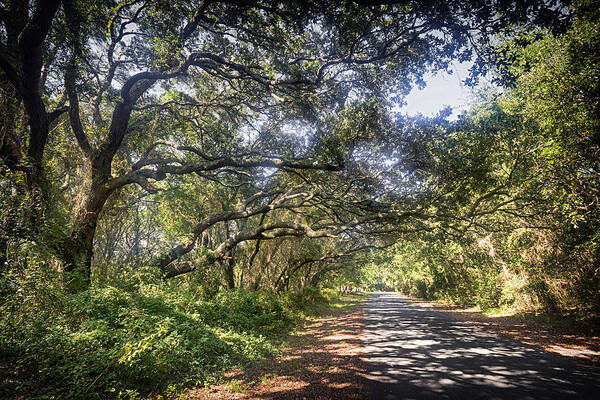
(153, 189, 313, 272)
(110, 156, 343, 192)
(65, 65, 93, 157)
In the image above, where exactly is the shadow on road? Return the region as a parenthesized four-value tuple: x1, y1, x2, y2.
(363, 292, 600, 400)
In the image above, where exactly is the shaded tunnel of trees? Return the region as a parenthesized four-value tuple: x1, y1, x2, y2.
(0, 0, 599, 398)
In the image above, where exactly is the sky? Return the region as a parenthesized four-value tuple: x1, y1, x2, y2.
(399, 62, 472, 120)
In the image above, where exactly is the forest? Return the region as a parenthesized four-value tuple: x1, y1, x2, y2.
(1, 0, 598, 398)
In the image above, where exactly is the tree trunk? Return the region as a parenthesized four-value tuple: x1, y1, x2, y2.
(251, 273, 262, 291)
(223, 250, 236, 290)
(61, 175, 111, 291)
(0, 235, 7, 275)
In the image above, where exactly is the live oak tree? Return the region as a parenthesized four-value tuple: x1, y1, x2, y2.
(4, 3, 598, 399)
(0, 0, 568, 291)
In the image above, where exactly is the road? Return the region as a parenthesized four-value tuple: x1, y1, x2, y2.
(363, 292, 600, 400)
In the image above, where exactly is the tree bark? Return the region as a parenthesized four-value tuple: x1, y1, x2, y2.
(60, 178, 112, 291)
(223, 250, 236, 290)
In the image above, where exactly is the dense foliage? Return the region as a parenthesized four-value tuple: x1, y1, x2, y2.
(365, 0, 600, 313)
(1, 0, 599, 398)
(1, 265, 338, 398)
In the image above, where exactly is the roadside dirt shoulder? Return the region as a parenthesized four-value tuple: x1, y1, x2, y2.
(185, 300, 367, 399)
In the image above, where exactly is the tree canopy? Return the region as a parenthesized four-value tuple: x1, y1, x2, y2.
(3, 0, 600, 398)
(1, 0, 569, 291)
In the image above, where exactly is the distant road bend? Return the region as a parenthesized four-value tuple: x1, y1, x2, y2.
(362, 292, 600, 400)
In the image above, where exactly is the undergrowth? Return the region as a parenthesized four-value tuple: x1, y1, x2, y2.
(0, 267, 331, 399)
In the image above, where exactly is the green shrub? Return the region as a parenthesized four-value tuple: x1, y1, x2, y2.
(283, 287, 330, 313)
(192, 290, 294, 336)
(0, 279, 293, 399)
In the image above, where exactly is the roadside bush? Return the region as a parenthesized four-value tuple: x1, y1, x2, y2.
(0, 274, 294, 399)
(194, 290, 294, 336)
(283, 286, 330, 313)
